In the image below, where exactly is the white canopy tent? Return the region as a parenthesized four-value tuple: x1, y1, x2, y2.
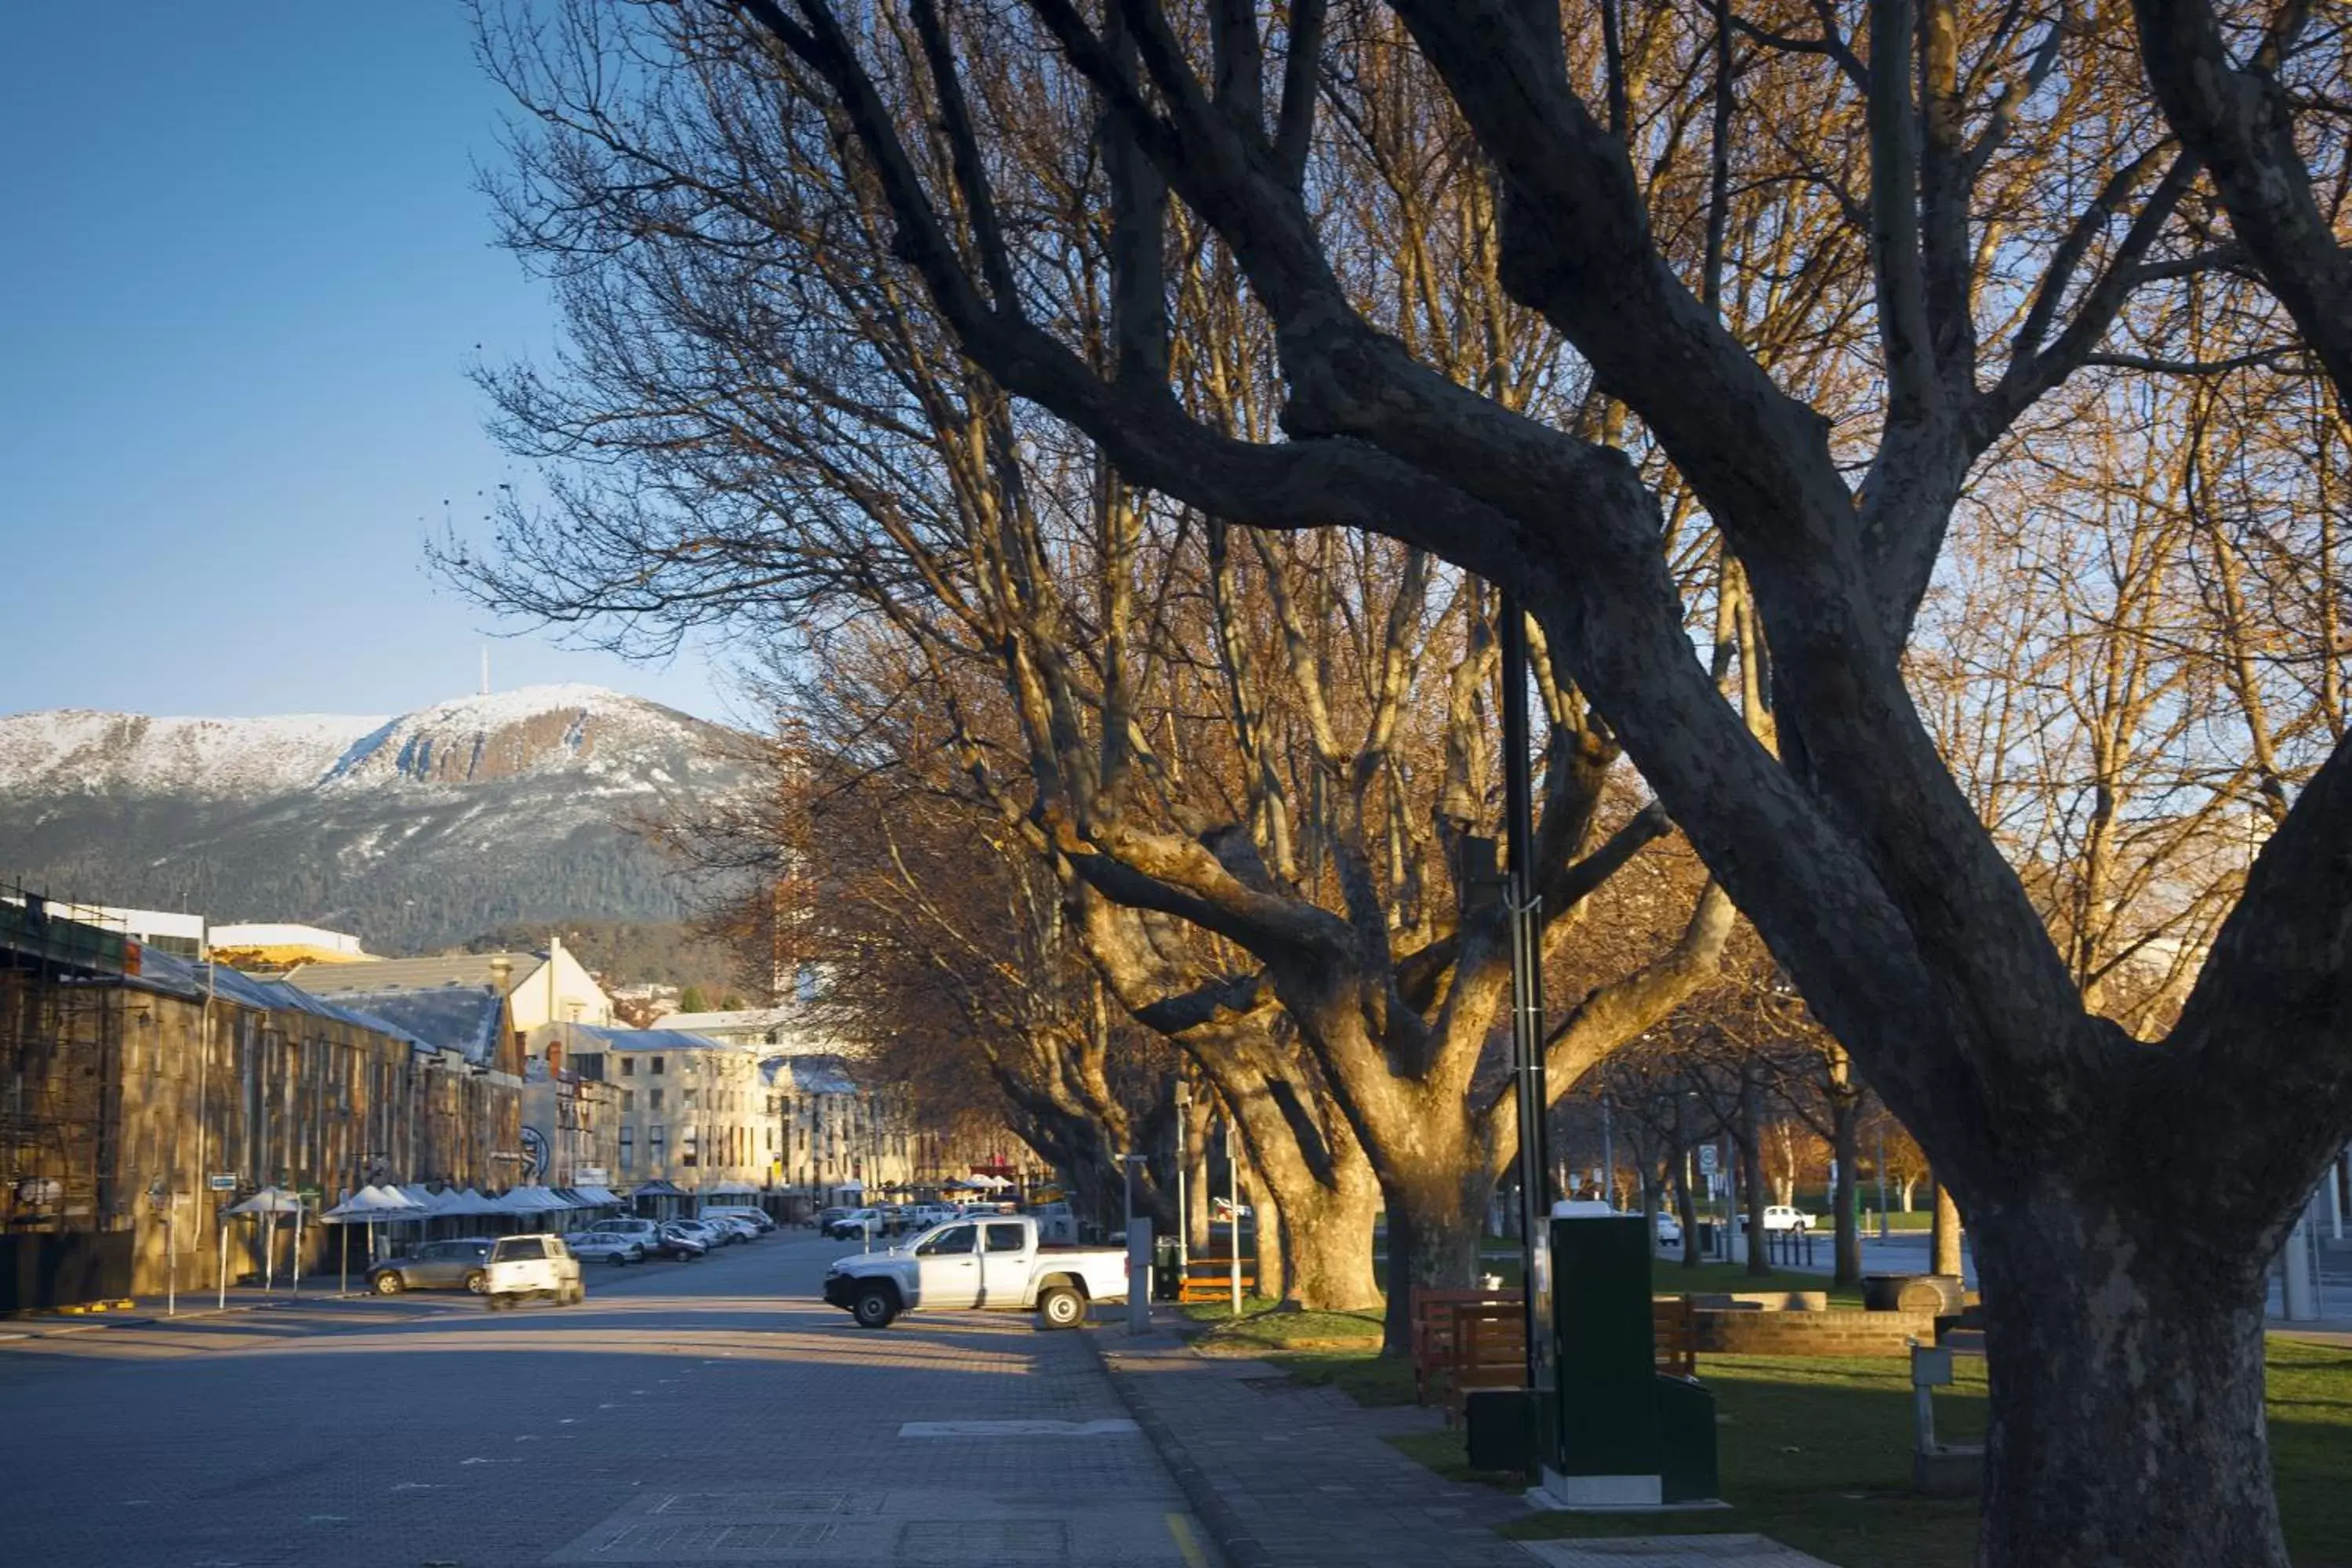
(320, 1185, 426, 1294)
(435, 1189, 509, 1218)
(223, 1187, 306, 1298)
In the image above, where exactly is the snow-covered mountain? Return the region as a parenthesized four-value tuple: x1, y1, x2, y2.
(0, 686, 750, 953)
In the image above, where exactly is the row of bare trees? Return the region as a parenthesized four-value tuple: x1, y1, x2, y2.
(441, 2, 2352, 1560)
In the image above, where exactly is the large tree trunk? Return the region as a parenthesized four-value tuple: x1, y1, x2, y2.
(1377, 1165, 1491, 1356)
(1739, 1080, 1770, 1277)
(1830, 1096, 1862, 1287)
(1931, 1181, 1964, 1276)
(1973, 1199, 2285, 1567)
(1184, 1091, 1212, 1257)
(1254, 1168, 1286, 1304)
(1225, 1092, 1381, 1313)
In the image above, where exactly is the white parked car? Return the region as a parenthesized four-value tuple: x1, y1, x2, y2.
(822, 1215, 1128, 1330)
(1739, 1205, 1817, 1233)
(1654, 1212, 1682, 1246)
(702, 1205, 775, 1233)
(484, 1233, 584, 1308)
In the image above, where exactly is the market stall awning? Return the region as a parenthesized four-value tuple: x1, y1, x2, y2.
(224, 1186, 304, 1215)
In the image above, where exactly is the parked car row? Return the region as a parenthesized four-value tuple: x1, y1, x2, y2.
(818, 1201, 1010, 1241)
(363, 1207, 782, 1294)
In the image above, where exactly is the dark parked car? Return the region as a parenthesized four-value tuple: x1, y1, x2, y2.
(368, 1237, 495, 1295)
(654, 1221, 710, 1260)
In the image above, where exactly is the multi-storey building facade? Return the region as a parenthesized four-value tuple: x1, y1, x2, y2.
(764, 1054, 915, 1201)
(1, 898, 519, 1302)
(537, 1025, 768, 1196)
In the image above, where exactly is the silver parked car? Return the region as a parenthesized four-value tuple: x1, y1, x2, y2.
(568, 1231, 645, 1267)
(368, 1237, 495, 1295)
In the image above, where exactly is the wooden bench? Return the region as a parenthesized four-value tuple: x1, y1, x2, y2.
(1177, 1255, 1258, 1303)
(1653, 1296, 1698, 1378)
(1410, 1287, 1520, 1404)
(1410, 1287, 1706, 1416)
(1440, 1301, 1529, 1424)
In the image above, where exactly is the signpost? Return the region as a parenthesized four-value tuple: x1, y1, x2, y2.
(1696, 1147, 1720, 1257)
(207, 1174, 236, 1192)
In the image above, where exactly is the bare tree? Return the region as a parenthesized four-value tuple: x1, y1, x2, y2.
(705, 2, 2352, 1559)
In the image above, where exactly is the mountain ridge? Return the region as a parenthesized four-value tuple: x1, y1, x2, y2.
(0, 685, 748, 953)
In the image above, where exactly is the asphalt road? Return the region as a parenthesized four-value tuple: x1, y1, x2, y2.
(0, 1230, 1207, 1568)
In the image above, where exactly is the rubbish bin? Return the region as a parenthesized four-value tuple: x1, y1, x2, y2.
(1864, 1273, 1963, 1314)
(1152, 1236, 1181, 1301)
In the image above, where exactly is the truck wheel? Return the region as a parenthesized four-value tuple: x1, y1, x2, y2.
(852, 1285, 898, 1329)
(1036, 1286, 1084, 1330)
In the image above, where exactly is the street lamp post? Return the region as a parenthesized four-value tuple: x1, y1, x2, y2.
(1501, 595, 1555, 1396)
(1174, 1080, 1191, 1272)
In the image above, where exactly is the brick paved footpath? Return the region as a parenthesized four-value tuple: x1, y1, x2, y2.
(1091, 1329, 1542, 1568)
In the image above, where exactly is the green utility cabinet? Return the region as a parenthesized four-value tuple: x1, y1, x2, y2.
(1461, 1209, 1721, 1504)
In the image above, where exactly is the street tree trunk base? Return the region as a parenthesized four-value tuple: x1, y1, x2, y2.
(1974, 1201, 2287, 1568)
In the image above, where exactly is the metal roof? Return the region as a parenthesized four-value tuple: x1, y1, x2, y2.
(285, 952, 543, 996)
(561, 1025, 748, 1054)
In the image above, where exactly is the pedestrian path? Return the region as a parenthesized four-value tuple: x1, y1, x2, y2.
(1091, 1329, 1536, 1568)
(1093, 1321, 1871, 1568)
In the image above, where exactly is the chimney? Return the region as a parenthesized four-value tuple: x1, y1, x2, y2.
(489, 955, 514, 994)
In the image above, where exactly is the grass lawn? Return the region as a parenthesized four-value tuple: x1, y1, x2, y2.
(1348, 1338, 2352, 1567)
(1267, 1349, 1421, 1406)
(1178, 1296, 1387, 1354)
(1647, 1260, 1866, 1307)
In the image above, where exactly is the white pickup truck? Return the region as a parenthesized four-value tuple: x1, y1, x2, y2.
(821, 1214, 1128, 1329)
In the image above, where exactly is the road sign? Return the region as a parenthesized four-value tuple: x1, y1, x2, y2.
(296, 1185, 323, 1204)
(208, 1174, 237, 1192)
(1697, 1145, 1719, 1177)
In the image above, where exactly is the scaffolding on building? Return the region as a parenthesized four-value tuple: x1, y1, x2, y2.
(1, 880, 132, 1236)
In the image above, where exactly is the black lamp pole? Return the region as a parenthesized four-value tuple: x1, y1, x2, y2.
(1501, 594, 1555, 1395)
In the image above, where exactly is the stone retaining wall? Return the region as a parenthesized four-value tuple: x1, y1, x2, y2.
(1685, 1290, 1829, 1312)
(1691, 1305, 1938, 1356)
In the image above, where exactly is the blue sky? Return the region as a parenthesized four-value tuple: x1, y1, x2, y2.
(0, 5, 720, 721)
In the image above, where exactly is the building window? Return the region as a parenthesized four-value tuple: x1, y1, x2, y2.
(652, 1057, 666, 1075)
(622, 1057, 635, 1076)
(683, 1089, 698, 1109)
(682, 1127, 699, 1168)
(649, 1088, 664, 1111)
(619, 1127, 635, 1173)
(648, 1125, 666, 1164)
